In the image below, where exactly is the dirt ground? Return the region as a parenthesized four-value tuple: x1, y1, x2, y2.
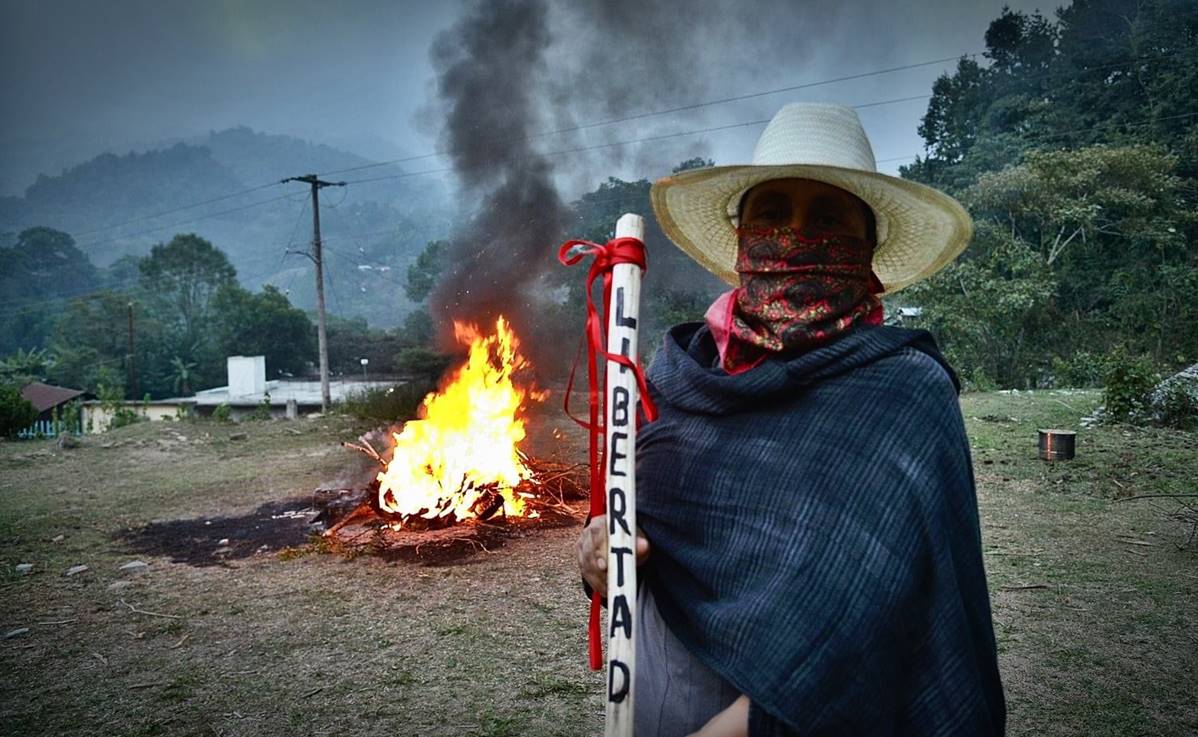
(0, 390, 1194, 736)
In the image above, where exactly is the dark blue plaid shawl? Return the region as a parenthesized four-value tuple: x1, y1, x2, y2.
(637, 321, 1006, 736)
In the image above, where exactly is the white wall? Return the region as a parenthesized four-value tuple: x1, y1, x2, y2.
(227, 355, 266, 398)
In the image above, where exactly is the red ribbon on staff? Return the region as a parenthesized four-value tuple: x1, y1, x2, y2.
(558, 236, 658, 671)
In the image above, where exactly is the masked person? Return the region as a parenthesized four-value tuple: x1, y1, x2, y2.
(578, 103, 1006, 737)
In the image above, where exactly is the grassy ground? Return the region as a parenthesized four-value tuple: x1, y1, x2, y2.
(0, 390, 1194, 736)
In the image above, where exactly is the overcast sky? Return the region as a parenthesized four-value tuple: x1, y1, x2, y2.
(0, 0, 1055, 197)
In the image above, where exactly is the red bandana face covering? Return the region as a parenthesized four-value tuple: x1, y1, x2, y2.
(705, 225, 886, 374)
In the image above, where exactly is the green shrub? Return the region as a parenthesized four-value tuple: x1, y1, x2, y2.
(98, 383, 142, 429)
(1101, 347, 1159, 425)
(963, 366, 998, 393)
(0, 384, 37, 438)
(248, 393, 272, 421)
(211, 402, 232, 423)
(60, 400, 81, 435)
(338, 382, 432, 422)
(1050, 350, 1106, 388)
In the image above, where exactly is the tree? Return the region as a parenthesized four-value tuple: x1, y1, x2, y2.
(964, 144, 1197, 362)
(908, 57, 989, 182)
(105, 254, 142, 289)
(904, 221, 1058, 389)
(0, 227, 101, 356)
(672, 157, 715, 173)
(1053, 0, 1198, 148)
(903, 1, 1198, 191)
(210, 284, 315, 378)
(47, 292, 170, 398)
(322, 314, 413, 375)
(0, 384, 37, 438)
(0, 227, 99, 299)
(169, 356, 197, 396)
(400, 309, 434, 347)
(405, 240, 449, 302)
(0, 348, 55, 386)
(139, 233, 236, 346)
(138, 233, 237, 388)
(899, 1, 1198, 386)
(983, 8, 1056, 74)
(566, 172, 724, 348)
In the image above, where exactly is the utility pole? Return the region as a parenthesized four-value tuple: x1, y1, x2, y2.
(127, 302, 137, 400)
(282, 174, 345, 412)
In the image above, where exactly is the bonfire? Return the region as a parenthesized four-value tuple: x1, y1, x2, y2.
(320, 315, 583, 550)
(375, 315, 544, 526)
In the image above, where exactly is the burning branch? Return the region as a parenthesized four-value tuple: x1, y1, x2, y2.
(340, 439, 386, 468)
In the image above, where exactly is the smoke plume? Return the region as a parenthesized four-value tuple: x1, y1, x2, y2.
(424, 0, 815, 368)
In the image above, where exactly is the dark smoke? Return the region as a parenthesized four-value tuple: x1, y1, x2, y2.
(425, 0, 817, 370)
(426, 0, 567, 365)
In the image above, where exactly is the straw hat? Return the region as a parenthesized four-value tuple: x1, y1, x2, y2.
(649, 102, 972, 295)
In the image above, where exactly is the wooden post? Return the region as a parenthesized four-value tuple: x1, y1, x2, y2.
(127, 302, 137, 400)
(604, 213, 644, 736)
(281, 174, 345, 412)
(310, 182, 331, 412)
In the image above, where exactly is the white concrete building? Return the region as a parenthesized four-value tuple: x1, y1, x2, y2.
(191, 356, 400, 420)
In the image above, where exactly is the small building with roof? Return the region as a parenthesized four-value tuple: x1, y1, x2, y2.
(18, 382, 90, 437)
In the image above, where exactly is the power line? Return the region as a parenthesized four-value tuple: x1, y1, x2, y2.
(335, 94, 931, 187)
(320, 243, 411, 291)
(282, 198, 311, 253)
(317, 52, 980, 178)
(68, 181, 284, 238)
(320, 206, 415, 302)
(17, 42, 1187, 260)
(7, 100, 1194, 317)
(255, 197, 312, 296)
(68, 193, 293, 253)
(7, 77, 1194, 320)
(0, 210, 401, 316)
(17, 40, 1190, 257)
(337, 101, 1198, 189)
(2, 51, 968, 248)
(0, 261, 301, 321)
(315, 44, 1193, 181)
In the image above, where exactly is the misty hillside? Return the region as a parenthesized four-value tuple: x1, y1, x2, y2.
(175, 126, 377, 191)
(0, 127, 454, 326)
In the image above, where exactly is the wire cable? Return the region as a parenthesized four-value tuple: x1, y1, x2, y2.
(317, 53, 980, 177)
(68, 181, 284, 238)
(67, 193, 293, 254)
(315, 44, 1194, 180)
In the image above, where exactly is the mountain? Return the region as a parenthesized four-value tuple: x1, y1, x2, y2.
(0, 127, 454, 327)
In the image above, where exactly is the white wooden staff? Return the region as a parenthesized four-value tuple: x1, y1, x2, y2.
(604, 212, 644, 736)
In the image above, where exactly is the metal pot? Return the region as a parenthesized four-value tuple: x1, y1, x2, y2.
(1038, 429, 1077, 461)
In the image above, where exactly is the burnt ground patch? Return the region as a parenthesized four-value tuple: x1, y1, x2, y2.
(116, 497, 315, 566)
(115, 495, 583, 568)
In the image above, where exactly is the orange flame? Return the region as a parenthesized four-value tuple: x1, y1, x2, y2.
(376, 315, 542, 524)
